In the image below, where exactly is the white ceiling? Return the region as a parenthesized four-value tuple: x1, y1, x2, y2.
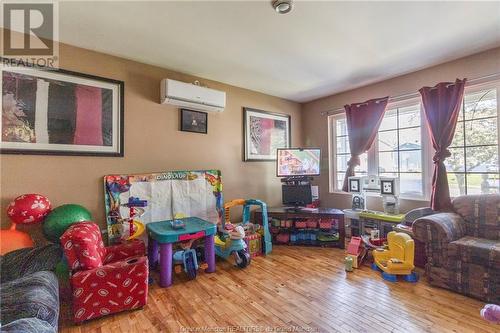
(56, 1, 500, 102)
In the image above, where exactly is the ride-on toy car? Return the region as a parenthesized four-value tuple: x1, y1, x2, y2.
(214, 223, 250, 268)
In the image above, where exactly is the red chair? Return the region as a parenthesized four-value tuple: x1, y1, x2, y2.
(60, 221, 148, 323)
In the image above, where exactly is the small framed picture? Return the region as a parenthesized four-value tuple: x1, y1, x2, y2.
(180, 109, 207, 134)
(348, 178, 361, 193)
(380, 179, 395, 195)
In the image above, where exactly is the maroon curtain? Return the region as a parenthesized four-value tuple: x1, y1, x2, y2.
(419, 78, 466, 211)
(341, 97, 389, 192)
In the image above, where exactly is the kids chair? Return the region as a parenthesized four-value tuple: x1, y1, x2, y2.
(372, 231, 418, 282)
(60, 222, 148, 323)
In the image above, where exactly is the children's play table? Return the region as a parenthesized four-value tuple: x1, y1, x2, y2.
(146, 217, 217, 287)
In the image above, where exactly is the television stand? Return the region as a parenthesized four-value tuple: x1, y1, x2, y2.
(283, 206, 304, 213)
(252, 207, 345, 249)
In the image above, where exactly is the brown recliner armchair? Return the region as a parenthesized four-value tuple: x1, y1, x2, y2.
(412, 194, 500, 303)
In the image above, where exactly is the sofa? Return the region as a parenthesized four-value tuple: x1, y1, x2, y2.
(412, 194, 499, 303)
(0, 245, 62, 332)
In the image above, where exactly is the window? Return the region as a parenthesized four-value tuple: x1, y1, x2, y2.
(446, 83, 499, 195)
(377, 103, 424, 197)
(333, 116, 368, 190)
(329, 79, 500, 199)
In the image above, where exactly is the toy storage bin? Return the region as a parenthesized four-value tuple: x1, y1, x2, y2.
(319, 219, 333, 229)
(290, 233, 298, 243)
(295, 220, 307, 229)
(276, 233, 290, 244)
(306, 219, 318, 228)
(310, 232, 317, 241)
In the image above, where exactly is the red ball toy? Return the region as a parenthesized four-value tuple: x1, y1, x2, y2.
(6, 194, 52, 225)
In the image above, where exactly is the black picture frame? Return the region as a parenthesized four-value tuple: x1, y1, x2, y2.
(348, 178, 361, 193)
(380, 179, 396, 195)
(1, 64, 124, 157)
(243, 107, 291, 161)
(180, 109, 208, 134)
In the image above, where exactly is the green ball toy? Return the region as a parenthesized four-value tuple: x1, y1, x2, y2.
(43, 204, 92, 243)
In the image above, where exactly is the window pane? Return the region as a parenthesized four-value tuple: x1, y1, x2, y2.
(379, 172, 398, 178)
(358, 153, 368, 173)
(451, 121, 464, 148)
(378, 130, 397, 151)
(400, 150, 422, 172)
(336, 136, 350, 154)
(337, 172, 345, 190)
(448, 173, 466, 197)
(446, 147, 465, 172)
(464, 88, 497, 120)
(336, 118, 348, 136)
(336, 154, 349, 172)
(398, 104, 421, 128)
(399, 127, 421, 150)
(467, 173, 500, 195)
(378, 151, 398, 172)
(464, 118, 498, 146)
(400, 173, 423, 197)
(466, 146, 499, 173)
(379, 109, 397, 131)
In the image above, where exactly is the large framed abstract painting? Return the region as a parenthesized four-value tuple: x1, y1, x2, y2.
(1, 67, 124, 156)
(243, 107, 291, 161)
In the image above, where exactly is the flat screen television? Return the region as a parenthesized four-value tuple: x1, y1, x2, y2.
(277, 148, 321, 177)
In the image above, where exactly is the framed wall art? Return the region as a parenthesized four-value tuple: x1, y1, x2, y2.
(1, 66, 124, 156)
(243, 107, 291, 161)
(180, 109, 207, 134)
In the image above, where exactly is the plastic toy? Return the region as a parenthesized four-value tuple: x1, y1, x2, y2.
(244, 233, 262, 258)
(480, 304, 500, 324)
(120, 196, 147, 240)
(233, 199, 270, 255)
(173, 248, 199, 279)
(171, 219, 186, 230)
(371, 231, 418, 282)
(1, 194, 52, 255)
(345, 256, 354, 272)
(215, 223, 251, 268)
(346, 236, 366, 268)
(42, 204, 92, 243)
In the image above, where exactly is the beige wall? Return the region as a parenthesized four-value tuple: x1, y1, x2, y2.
(0, 42, 302, 233)
(302, 47, 500, 212)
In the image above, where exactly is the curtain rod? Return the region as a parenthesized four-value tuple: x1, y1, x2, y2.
(320, 72, 500, 116)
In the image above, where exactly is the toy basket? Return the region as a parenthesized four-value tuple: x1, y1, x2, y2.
(319, 219, 333, 229)
(295, 220, 307, 229)
(276, 233, 290, 244)
(306, 219, 318, 228)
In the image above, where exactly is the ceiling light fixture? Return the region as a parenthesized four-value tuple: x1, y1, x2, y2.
(272, 0, 293, 14)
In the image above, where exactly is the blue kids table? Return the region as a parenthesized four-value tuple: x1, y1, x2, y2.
(146, 217, 217, 287)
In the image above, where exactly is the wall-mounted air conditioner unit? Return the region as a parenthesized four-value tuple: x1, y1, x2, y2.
(160, 79, 226, 112)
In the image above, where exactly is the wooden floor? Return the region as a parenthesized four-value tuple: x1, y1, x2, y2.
(60, 246, 497, 333)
